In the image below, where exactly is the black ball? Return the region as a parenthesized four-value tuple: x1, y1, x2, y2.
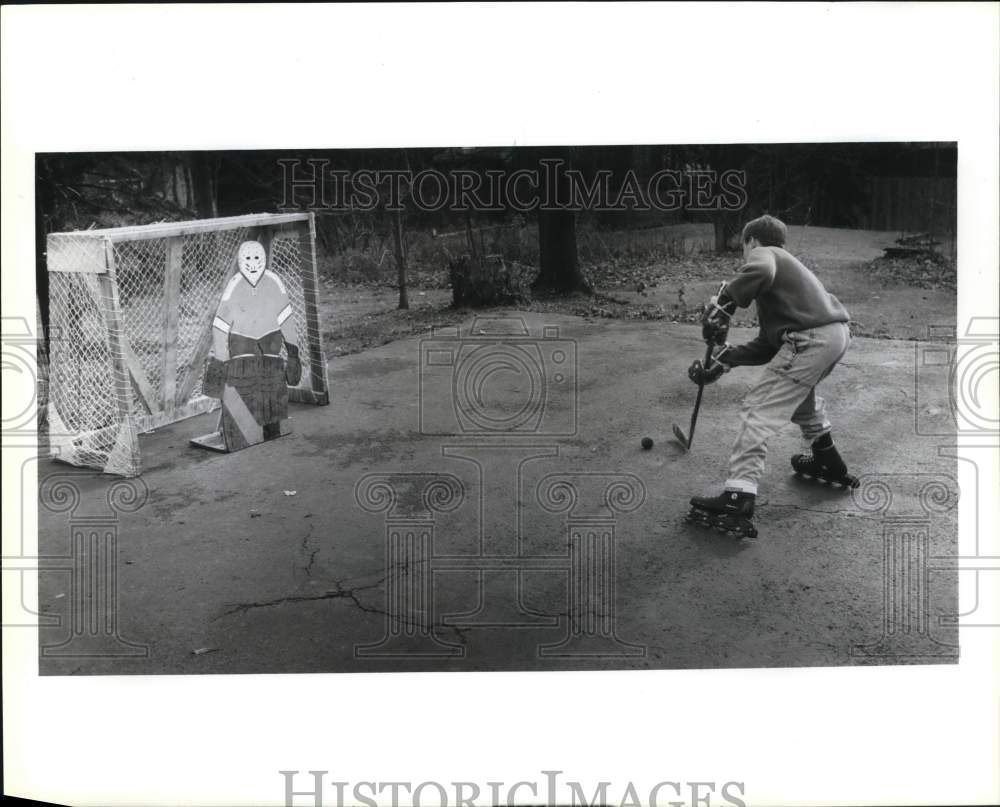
(641, 437, 654, 450)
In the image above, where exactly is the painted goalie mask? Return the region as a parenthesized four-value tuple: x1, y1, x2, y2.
(237, 240, 267, 286)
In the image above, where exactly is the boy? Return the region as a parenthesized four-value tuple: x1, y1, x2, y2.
(685, 214, 856, 537)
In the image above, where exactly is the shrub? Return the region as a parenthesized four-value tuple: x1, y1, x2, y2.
(449, 254, 534, 307)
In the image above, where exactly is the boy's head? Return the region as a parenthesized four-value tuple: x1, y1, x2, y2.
(741, 215, 787, 258)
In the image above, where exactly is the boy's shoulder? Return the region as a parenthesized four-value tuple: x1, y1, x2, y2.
(761, 245, 810, 271)
(748, 245, 779, 262)
(740, 246, 778, 275)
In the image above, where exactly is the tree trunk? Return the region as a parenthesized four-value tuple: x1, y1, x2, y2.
(712, 212, 740, 253)
(530, 147, 591, 294)
(393, 207, 409, 310)
(534, 207, 590, 293)
(188, 153, 220, 219)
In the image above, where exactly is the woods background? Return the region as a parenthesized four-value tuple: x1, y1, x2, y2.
(35, 143, 957, 331)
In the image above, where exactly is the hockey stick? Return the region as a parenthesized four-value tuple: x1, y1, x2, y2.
(672, 340, 714, 452)
(672, 281, 727, 452)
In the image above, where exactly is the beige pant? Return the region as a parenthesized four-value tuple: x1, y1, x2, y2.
(726, 321, 851, 494)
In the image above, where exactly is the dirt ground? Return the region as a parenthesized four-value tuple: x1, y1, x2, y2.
(37, 301, 959, 674)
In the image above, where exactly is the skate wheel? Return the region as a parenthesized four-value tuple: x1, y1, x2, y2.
(685, 511, 709, 527)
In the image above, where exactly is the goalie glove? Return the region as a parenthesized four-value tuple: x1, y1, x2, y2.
(203, 355, 227, 399)
(284, 343, 302, 386)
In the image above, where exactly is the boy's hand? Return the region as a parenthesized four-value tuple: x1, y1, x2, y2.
(701, 295, 731, 345)
(687, 358, 726, 386)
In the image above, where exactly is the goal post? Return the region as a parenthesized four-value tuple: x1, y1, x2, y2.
(46, 212, 329, 477)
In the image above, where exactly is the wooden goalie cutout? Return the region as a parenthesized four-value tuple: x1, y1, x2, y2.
(191, 240, 301, 452)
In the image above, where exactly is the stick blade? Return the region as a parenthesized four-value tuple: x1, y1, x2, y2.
(672, 424, 690, 452)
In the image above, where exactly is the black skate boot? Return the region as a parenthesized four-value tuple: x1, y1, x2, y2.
(791, 433, 859, 488)
(685, 490, 758, 538)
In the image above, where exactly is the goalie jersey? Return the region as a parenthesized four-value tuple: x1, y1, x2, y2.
(212, 270, 293, 349)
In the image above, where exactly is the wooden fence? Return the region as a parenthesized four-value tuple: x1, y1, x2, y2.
(866, 176, 956, 235)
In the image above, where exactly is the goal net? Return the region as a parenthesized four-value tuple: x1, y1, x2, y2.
(45, 212, 329, 477)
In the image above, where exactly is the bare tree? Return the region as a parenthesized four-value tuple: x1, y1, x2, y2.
(392, 149, 410, 310)
(392, 205, 409, 310)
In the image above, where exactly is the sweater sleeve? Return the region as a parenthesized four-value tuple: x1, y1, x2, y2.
(721, 332, 779, 367)
(725, 248, 776, 307)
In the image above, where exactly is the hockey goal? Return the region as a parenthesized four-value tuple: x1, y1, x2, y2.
(45, 212, 329, 477)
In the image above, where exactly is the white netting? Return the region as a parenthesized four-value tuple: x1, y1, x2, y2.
(46, 215, 324, 476)
(177, 228, 248, 399)
(47, 269, 124, 469)
(269, 234, 316, 393)
(114, 237, 168, 415)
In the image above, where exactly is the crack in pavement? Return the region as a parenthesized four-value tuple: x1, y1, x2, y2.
(758, 503, 879, 521)
(215, 558, 609, 650)
(214, 559, 559, 653)
(299, 524, 319, 576)
(218, 565, 400, 620)
(216, 559, 436, 634)
(446, 625, 469, 645)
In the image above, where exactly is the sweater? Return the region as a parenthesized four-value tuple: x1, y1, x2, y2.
(722, 246, 850, 366)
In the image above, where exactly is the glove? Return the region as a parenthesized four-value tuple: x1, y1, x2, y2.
(687, 358, 726, 386)
(284, 343, 302, 386)
(203, 356, 227, 399)
(701, 295, 730, 345)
